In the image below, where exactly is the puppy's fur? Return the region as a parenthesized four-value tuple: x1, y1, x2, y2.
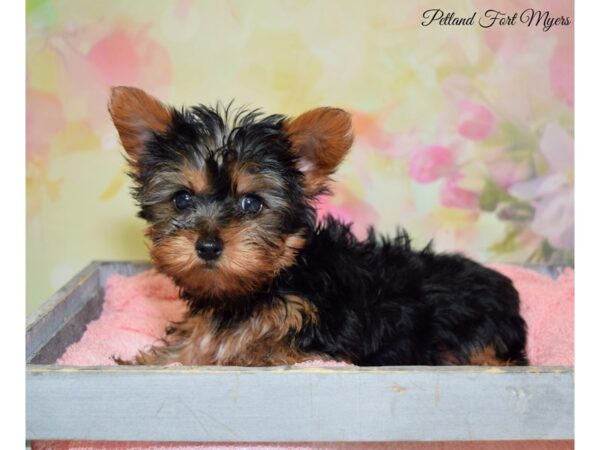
(109, 87, 528, 366)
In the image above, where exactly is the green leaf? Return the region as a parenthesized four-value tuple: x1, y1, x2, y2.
(479, 180, 515, 212)
(488, 227, 521, 254)
(27, 0, 50, 15)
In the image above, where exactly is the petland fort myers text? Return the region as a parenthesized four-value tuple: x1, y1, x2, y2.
(421, 8, 571, 32)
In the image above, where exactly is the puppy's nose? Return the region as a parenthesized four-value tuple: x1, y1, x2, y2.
(195, 237, 223, 261)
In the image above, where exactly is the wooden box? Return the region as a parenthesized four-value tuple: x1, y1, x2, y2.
(26, 261, 573, 443)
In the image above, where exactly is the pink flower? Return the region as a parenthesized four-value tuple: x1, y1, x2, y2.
(42, 27, 172, 129)
(408, 145, 454, 183)
(86, 29, 171, 89)
(351, 108, 415, 158)
(457, 102, 495, 140)
(549, 40, 574, 108)
(26, 88, 65, 160)
(440, 173, 480, 210)
(86, 30, 142, 86)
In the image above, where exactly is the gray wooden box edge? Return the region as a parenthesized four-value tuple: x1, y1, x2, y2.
(26, 261, 574, 443)
(26, 261, 152, 364)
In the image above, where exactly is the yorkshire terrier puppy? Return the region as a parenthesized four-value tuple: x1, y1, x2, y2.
(109, 86, 527, 366)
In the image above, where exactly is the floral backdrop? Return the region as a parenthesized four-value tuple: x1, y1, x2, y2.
(26, 0, 574, 313)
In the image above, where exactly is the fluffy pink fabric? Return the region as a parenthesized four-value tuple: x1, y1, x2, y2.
(489, 265, 574, 366)
(57, 265, 574, 367)
(36, 265, 574, 450)
(57, 270, 186, 365)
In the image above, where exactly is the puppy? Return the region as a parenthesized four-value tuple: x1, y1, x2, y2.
(109, 86, 528, 366)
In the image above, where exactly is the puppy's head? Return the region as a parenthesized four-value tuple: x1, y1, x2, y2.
(109, 86, 353, 300)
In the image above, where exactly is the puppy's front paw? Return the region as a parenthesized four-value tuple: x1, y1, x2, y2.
(111, 350, 165, 365)
(111, 355, 136, 365)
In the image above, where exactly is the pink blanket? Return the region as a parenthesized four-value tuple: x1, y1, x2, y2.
(34, 265, 574, 450)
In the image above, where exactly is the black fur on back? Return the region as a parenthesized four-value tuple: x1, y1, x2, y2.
(277, 217, 528, 366)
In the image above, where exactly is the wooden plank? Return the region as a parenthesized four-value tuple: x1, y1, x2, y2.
(26, 261, 151, 364)
(26, 262, 101, 364)
(26, 365, 573, 442)
(96, 260, 151, 288)
(28, 289, 105, 365)
(26, 263, 574, 441)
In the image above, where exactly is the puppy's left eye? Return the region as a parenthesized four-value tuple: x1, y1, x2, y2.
(173, 190, 194, 211)
(239, 194, 263, 215)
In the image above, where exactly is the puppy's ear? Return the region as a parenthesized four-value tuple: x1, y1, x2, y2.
(108, 86, 172, 168)
(285, 107, 353, 195)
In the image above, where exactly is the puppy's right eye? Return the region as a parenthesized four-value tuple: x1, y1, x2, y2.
(239, 194, 263, 215)
(173, 190, 194, 211)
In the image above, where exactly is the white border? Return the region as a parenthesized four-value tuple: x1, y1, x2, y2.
(575, 0, 599, 447)
(17, 0, 589, 447)
(3, 1, 24, 448)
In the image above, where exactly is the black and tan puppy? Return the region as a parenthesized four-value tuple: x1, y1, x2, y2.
(109, 87, 528, 367)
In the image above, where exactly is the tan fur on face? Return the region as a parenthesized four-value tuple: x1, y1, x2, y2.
(219, 223, 305, 295)
(181, 164, 208, 193)
(232, 168, 286, 196)
(150, 230, 199, 278)
(148, 161, 307, 298)
(128, 295, 322, 366)
(150, 229, 252, 298)
(150, 224, 305, 299)
(277, 233, 306, 271)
